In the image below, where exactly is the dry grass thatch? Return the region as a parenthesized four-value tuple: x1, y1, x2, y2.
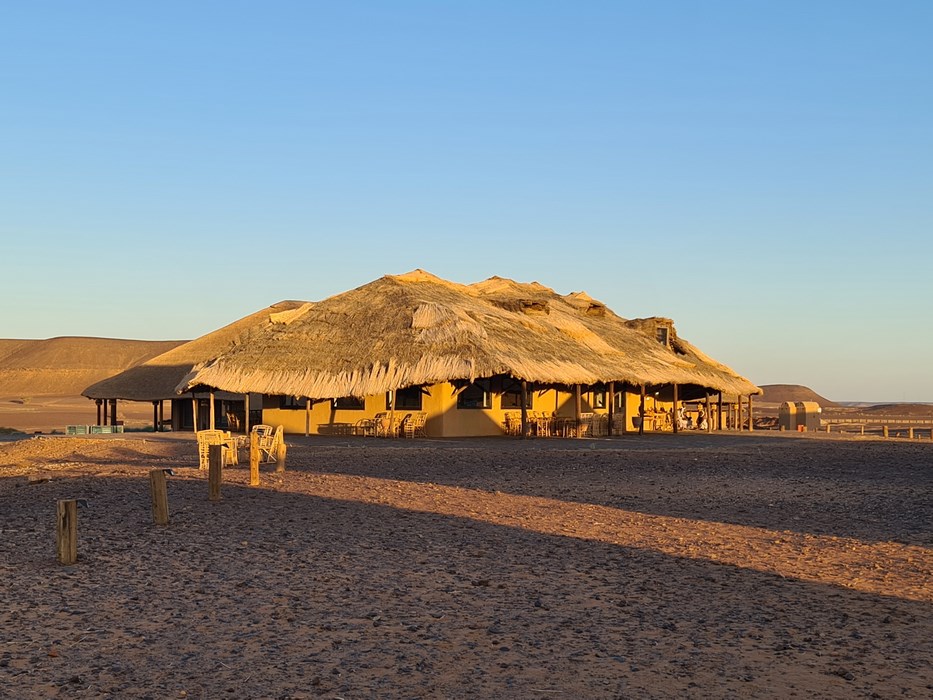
(177, 270, 759, 400)
(81, 302, 308, 401)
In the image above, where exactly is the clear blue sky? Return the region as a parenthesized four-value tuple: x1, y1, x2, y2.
(2, 1, 931, 402)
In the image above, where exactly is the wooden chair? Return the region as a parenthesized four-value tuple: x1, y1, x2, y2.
(251, 424, 282, 463)
(197, 429, 236, 470)
(354, 418, 375, 437)
(374, 412, 403, 438)
(404, 412, 427, 438)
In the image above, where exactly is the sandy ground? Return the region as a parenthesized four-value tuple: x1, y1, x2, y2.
(1, 432, 931, 699)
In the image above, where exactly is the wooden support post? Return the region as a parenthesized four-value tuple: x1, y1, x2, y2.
(275, 439, 287, 473)
(56, 499, 78, 565)
(96, 399, 102, 426)
(705, 393, 712, 433)
(574, 384, 582, 438)
(208, 444, 223, 501)
(908, 427, 914, 439)
(717, 392, 723, 431)
(110, 399, 118, 427)
(882, 425, 889, 439)
(209, 391, 216, 430)
(748, 394, 754, 431)
(736, 396, 743, 431)
(149, 469, 169, 525)
(639, 385, 646, 435)
(672, 383, 679, 434)
(152, 401, 159, 432)
(861, 425, 865, 436)
(607, 382, 615, 437)
(305, 398, 311, 437)
(159, 400, 164, 432)
(192, 395, 199, 431)
(826, 424, 832, 433)
(520, 380, 529, 438)
(249, 430, 260, 486)
(243, 393, 251, 434)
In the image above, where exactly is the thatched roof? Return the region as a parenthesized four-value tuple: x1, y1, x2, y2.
(177, 270, 759, 400)
(82, 302, 309, 401)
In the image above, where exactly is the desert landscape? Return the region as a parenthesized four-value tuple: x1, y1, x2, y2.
(1, 430, 931, 699)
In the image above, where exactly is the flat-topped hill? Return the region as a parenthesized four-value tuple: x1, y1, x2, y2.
(757, 384, 839, 407)
(0, 337, 185, 397)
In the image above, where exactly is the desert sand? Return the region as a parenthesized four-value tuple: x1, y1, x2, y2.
(1, 432, 931, 699)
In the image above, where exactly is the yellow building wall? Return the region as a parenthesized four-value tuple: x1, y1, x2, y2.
(260, 384, 658, 437)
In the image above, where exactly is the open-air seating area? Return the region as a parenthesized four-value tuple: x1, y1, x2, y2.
(368, 411, 427, 438)
(502, 411, 612, 438)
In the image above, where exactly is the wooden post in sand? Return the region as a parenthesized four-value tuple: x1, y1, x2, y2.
(192, 395, 199, 431)
(275, 439, 287, 473)
(705, 393, 712, 433)
(149, 469, 169, 525)
(96, 399, 102, 426)
(717, 392, 723, 431)
(249, 430, 260, 486)
(305, 398, 311, 437)
(243, 393, 251, 434)
(57, 499, 78, 565)
(908, 427, 914, 439)
(882, 425, 889, 439)
(208, 444, 223, 501)
(672, 383, 679, 434)
(748, 394, 754, 432)
(209, 391, 216, 430)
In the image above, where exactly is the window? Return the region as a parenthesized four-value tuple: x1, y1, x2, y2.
(280, 395, 306, 410)
(390, 386, 423, 410)
(590, 390, 606, 409)
(656, 326, 670, 346)
(333, 396, 365, 410)
(457, 380, 492, 409)
(501, 379, 532, 409)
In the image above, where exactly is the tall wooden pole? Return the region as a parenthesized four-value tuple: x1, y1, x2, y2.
(639, 385, 646, 435)
(243, 393, 250, 434)
(705, 393, 712, 433)
(110, 399, 117, 426)
(159, 401, 164, 432)
(672, 383, 679, 434)
(305, 398, 311, 437)
(607, 381, 615, 437)
(192, 395, 199, 432)
(748, 394, 755, 432)
(209, 391, 216, 430)
(574, 384, 582, 438)
(96, 399, 102, 426)
(152, 401, 159, 432)
(717, 392, 723, 431)
(56, 500, 78, 565)
(520, 380, 529, 438)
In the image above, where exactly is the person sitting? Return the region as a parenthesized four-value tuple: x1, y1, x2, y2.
(676, 406, 687, 431)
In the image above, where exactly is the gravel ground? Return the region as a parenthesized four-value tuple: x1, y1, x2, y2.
(1, 432, 931, 699)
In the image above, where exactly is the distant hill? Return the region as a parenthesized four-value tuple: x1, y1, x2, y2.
(0, 337, 185, 396)
(757, 384, 839, 407)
